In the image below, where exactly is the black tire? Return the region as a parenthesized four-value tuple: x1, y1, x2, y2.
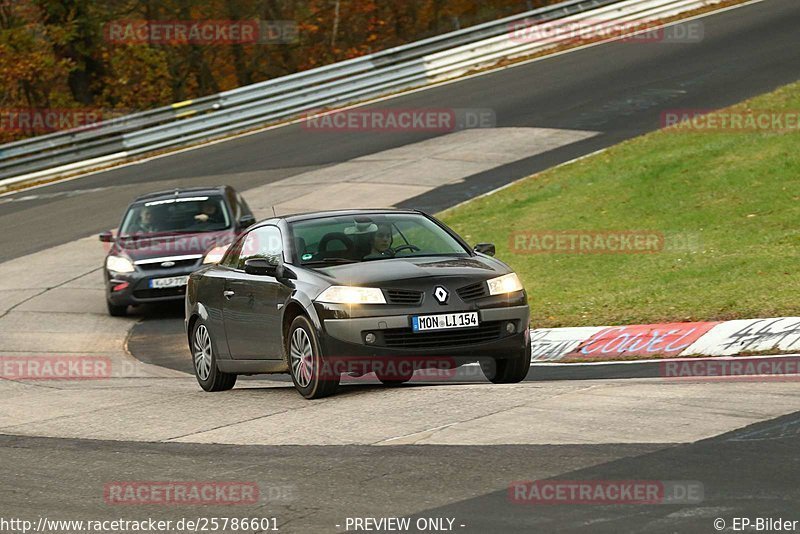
(287, 315, 339, 399)
(191, 320, 237, 392)
(482, 344, 531, 384)
(107, 300, 128, 317)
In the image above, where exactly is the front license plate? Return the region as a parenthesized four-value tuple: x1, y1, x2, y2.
(149, 276, 189, 289)
(412, 312, 479, 332)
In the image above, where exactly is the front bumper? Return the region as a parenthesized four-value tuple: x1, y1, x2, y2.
(105, 265, 200, 306)
(319, 304, 530, 362)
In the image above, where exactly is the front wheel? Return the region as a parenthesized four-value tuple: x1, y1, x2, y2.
(192, 320, 237, 392)
(107, 300, 127, 317)
(288, 316, 339, 399)
(481, 345, 531, 384)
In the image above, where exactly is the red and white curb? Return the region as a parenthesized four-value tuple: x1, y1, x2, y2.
(530, 317, 800, 361)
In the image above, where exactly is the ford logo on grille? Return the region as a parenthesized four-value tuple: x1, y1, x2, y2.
(160, 261, 176, 268)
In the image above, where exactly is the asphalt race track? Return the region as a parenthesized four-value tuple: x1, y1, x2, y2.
(2, 1, 800, 532)
(1, 404, 798, 532)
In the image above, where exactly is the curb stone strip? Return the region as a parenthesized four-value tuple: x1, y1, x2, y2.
(529, 317, 800, 361)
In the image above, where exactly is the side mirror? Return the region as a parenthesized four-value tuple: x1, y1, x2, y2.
(99, 231, 115, 243)
(244, 257, 278, 276)
(474, 243, 496, 257)
(239, 214, 256, 229)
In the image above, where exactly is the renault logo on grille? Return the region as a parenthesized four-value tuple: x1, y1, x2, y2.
(433, 286, 449, 305)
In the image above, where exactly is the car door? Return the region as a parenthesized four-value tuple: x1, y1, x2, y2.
(196, 266, 232, 358)
(222, 225, 285, 360)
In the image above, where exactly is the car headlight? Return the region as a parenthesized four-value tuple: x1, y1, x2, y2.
(203, 244, 230, 264)
(487, 273, 524, 295)
(106, 255, 135, 273)
(316, 286, 386, 305)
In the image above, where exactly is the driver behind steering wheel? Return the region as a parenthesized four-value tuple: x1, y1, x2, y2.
(368, 223, 394, 258)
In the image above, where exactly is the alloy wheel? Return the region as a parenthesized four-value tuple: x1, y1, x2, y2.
(193, 324, 212, 381)
(290, 328, 314, 388)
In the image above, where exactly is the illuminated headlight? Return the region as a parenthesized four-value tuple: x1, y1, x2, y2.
(106, 255, 135, 273)
(203, 245, 230, 264)
(487, 273, 524, 296)
(316, 286, 386, 305)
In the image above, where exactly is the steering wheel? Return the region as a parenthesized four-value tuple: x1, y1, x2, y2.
(392, 244, 421, 255)
(318, 232, 355, 257)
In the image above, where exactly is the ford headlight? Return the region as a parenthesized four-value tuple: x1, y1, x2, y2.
(317, 286, 386, 305)
(487, 273, 524, 295)
(106, 255, 135, 273)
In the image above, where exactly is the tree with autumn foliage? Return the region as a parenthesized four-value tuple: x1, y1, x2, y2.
(0, 0, 562, 141)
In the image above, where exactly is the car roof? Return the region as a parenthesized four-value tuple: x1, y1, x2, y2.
(279, 208, 422, 224)
(132, 186, 230, 203)
(248, 209, 425, 230)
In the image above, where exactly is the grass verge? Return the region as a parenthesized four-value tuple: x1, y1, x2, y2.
(440, 81, 800, 328)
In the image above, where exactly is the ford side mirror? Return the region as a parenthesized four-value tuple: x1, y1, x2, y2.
(244, 257, 278, 276)
(474, 243, 496, 257)
(99, 231, 115, 243)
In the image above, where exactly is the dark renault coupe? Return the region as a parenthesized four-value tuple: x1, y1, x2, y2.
(185, 209, 531, 399)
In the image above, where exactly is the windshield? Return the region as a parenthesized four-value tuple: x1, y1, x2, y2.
(289, 213, 469, 265)
(119, 196, 231, 237)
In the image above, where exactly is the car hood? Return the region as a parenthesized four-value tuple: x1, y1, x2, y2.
(311, 255, 509, 286)
(112, 230, 235, 261)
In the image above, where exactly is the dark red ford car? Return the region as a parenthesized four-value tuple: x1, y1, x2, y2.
(100, 186, 254, 316)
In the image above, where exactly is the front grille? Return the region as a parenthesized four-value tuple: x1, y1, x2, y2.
(385, 289, 424, 306)
(133, 287, 187, 299)
(381, 321, 503, 349)
(457, 281, 488, 301)
(138, 259, 199, 271)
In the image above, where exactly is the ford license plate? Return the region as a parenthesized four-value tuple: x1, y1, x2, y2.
(149, 276, 189, 289)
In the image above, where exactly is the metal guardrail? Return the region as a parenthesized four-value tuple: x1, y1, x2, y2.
(0, 0, 718, 185)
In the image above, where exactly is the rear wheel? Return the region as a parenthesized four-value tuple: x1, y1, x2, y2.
(482, 345, 531, 384)
(192, 321, 237, 392)
(107, 300, 127, 317)
(288, 316, 339, 399)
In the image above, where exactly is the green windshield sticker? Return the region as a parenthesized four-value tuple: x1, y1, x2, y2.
(302, 254, 313, 261)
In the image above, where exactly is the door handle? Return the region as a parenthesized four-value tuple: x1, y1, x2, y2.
(223, 290, 235, 300)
